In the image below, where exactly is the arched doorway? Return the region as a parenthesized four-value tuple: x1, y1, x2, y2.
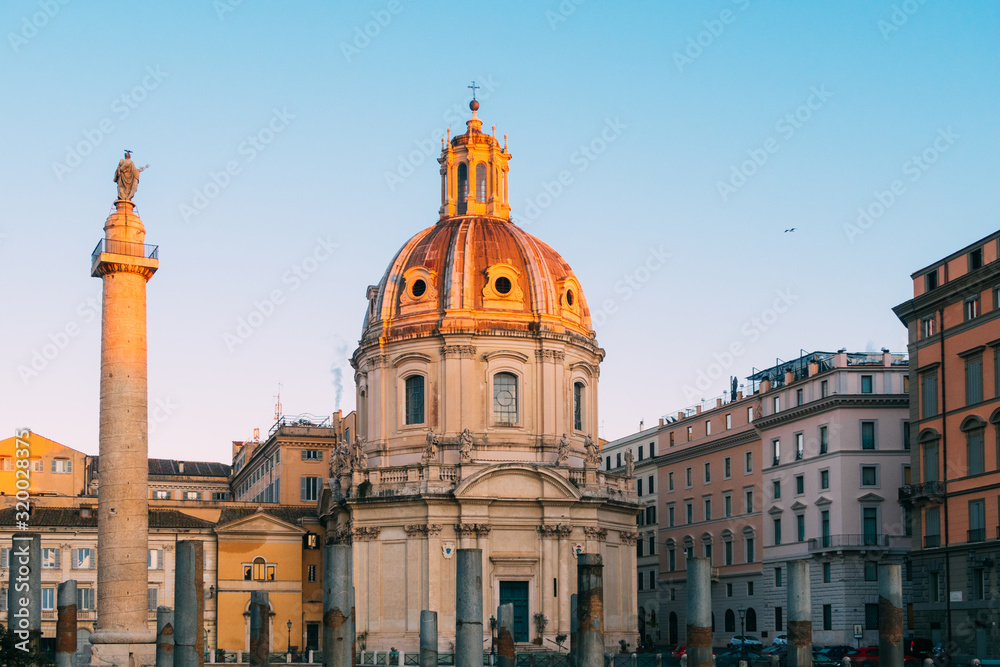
(243, 597, 274, 652)
(746, 607, 757, 632)
(669, 612, 678, 646)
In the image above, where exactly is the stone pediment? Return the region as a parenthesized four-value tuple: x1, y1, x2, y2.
(790, 501, 807, 511)
(454, 464, 581, 500)
(857, 492, 885, 503)
(215, 509, 306, 536)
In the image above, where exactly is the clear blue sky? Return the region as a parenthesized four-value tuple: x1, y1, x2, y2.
(2, 1, 998, 461)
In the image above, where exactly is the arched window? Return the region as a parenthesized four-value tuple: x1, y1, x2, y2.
(457, 163, 468, 213)
(494, 372, 518, 424)
(405, 375, 425, 425)
(476, 163, 487, 202)
(725, 609, 736, 632)
(745, 607, 757, 632)
(574, 382, 584, 431)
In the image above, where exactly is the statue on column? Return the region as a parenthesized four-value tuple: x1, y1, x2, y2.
(584, 433, 600, 467)
(624, 448, 635, 478)
(113, 150, 149, 201)
(351, 437, 368, 471)
(332, 442, 349, 475)
(459, 428, 474, 462)
(423, 432, 440, 465)
(557, 433, 571, 465)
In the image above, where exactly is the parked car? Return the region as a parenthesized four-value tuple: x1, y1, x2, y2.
(904, 638, 934, 661)
(845, 645, 921, 667)
(730, 636, 765, 650)
(820, 646, 857, 661)
(773, 635, 789, 646)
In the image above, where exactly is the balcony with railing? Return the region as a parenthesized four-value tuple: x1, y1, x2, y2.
(924, 534, 941, 548)
(969, 528, 987, 543)
(807, 533, 910, 552)
(898, 481, 945, 504)
(91, 238, 159, 263)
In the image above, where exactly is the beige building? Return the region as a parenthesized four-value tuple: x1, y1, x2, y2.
(230, 410, 355, 505)
(319, 99, 639, 652)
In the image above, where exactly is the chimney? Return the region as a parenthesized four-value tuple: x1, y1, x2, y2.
(737, 391, 744, 400)
(882, 348, 892, 367)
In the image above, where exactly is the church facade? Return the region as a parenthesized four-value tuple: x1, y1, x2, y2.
(318, 99, 639, 651)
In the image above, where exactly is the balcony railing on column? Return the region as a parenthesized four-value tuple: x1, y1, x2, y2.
(91, 238, 159, 262)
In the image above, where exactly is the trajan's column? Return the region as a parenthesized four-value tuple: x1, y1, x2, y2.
(89, 152, 157, 666)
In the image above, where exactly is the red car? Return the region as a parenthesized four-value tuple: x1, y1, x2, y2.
(846, 646, 920, 667)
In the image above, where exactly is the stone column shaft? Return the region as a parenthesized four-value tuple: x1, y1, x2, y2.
(174, 541, 204, 667)
(324, 544, 355, 667)
(577, 553, 604, 667)
(456, 549, 484, 666)
(686, 557, 712, 667)
(91, 199, 158, 661)
(787, 560, 812, 667)
(249, 591, 269, 667)
(879, 564, 904, 667)
(420, 610, 439, 667)
(497, 603, 515, 667)
(156, 606, 175, 667)
(569, 593, 578, 667)
(56, 580, 77, 667)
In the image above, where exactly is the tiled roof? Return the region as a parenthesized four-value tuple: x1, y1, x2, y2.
(216, 506, 318, 527)
(90, 456, 231, 477)
(0, 508, 213, 529)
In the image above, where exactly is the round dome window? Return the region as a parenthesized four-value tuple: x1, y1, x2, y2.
(495, 276, 512, 295)
(411, 279, 427, 298)
(566, 289, 575, 306)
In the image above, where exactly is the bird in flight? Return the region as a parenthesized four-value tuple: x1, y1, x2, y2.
(784, 228, 797, 233)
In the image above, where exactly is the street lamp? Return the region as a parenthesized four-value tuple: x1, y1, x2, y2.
(737, 607, 747, 664)
(287, 619, 292, 653)
(489, 615, 497, 661)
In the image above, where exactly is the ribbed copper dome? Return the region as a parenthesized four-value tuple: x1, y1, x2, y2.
(363, 216, 593, 343)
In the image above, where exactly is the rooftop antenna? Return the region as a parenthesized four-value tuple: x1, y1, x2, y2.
(274, 382, 283, 421)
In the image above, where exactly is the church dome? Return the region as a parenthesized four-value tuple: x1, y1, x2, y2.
(361, 101, 594, 344)
(362, 216, 593, 343)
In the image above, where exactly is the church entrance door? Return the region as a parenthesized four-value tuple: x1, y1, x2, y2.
(499, 581, 529, 643)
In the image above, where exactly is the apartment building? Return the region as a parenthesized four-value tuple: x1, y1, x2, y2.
(895, 230, 1000, 656)
(230, 410, 355, 505)
(752, 350, 912, 646)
